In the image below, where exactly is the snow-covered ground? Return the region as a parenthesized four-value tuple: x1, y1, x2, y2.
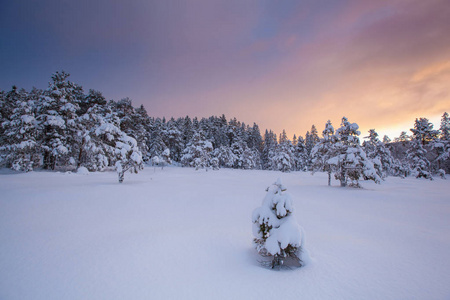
(1, 167, 449, 300)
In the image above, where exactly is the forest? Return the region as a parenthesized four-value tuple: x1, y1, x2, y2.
(1, 71, 449, 185)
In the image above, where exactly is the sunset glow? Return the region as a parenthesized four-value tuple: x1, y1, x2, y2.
(1, 0, 449, 139)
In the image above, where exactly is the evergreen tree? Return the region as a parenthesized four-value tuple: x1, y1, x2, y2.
(440, 112, 450, 141)
(363, 129, 394, 178)
(406, 139, 432, 180)
(304, 125, 320, 170)
(395, 131, 410, 144)
(1, 88, 40, 171)
(274, 130, 294, 172)
(212, 146, 236, 168)
(181, 131, 213, 170)
(410, 118, 439, 145)
(294, 136, 308, 171)
(252, 179, 307, 268)
(37, 71, 83, 169)
(432, 112, 450, 174)
(328, 117, 381, 187)
(165, 118, 184, 162)
(93, 113, 144, 182)
(262, 130, 277, 170)
(311, 120, 335, 185)
(147, 117, 167, 161)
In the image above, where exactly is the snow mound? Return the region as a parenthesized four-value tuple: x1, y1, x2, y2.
(76, 166, 89, 175)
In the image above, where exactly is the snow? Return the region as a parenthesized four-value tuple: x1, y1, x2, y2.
(76, 166, 89, 175)
(1, 168, 450, 299)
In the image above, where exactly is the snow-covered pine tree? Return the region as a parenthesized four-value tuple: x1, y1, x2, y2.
(262, 130, 277, 170)
(181, 130, 213, 170)
(212, 145, 236, 168)
(311, 120, 335, 185)
(114, 134, 144, 183)
(274, 130, 294, 172)
(93, 117, 144, 182)
(76, 104, 108, 171)
(305, 125, 320, 170)
(147, 117, 168, 161)
(165, 118, 184, 162)
(395, 131, 410, 144)
(252, 179, 308, 268)
(435, 112, 450, 175)
(294, 136, 308, 171)
(37, 71, 83, 170)
(431, 138, 448, 177)
(440, 112, 450, 141)
(79, 89, 107, 115)
(0, 87, 40, 171)
(328, 117, 381, 187)
(131, 104, 151, 161)
(406, 139, 432, 180)
(410, 118, 439, 146)
(362, 129, 394, 178)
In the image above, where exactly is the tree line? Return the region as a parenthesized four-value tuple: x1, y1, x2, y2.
(1, 71, 449, 184)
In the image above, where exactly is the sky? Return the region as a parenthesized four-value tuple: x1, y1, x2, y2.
(1, 0, 449, 140)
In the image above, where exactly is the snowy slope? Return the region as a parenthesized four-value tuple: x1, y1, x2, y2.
(1, 167, 449, 300)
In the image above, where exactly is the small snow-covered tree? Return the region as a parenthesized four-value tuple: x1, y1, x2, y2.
(93, 116, 144, 182)
(252, 179, 308, 269)
(114, 134, 144, 183)
(152, 148, 172, 170)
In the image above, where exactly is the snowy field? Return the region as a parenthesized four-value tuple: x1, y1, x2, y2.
(1, 167, 450, 300)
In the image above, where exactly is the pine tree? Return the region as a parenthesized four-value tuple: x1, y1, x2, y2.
(328, 117, 381, 187)
(181, 131, 213, 170)
(410, 118, 439, 145)
(114, 134, 144, 183)
(406, 139, 432, 180)
(304, 125, 320, 170)
(382, 135, 391, 144)
(252, 179, 307, 268)
(262, 130, 277, 170)
(93, 113, 144, 182)
(1, 88, 40, 171)
(311, 120, 335, 185)
(165, 118, 184, 162)
(395, 131, 410, 144)
(37, 71, 83, 170)
(440, 112, 450, 141)
(363, 129, 394, 178)
(294, 136, 308, 171)
(274, 130, 294, 172)
(433, 112, 450, 175)
(212, 145, 236, 168)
